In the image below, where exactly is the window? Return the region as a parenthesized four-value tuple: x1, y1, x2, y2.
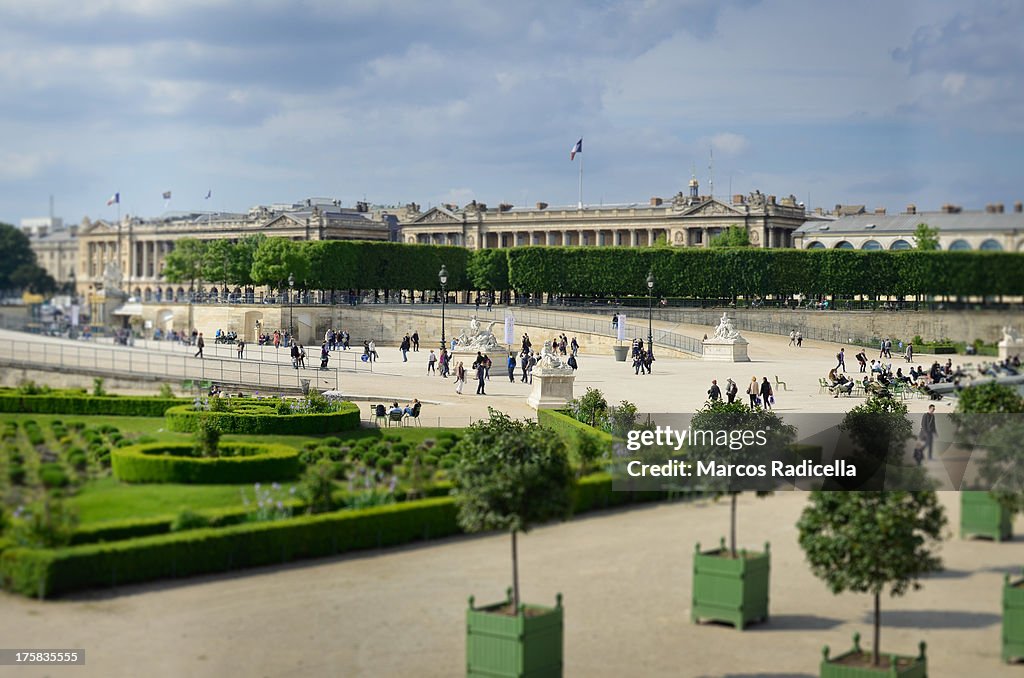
(980, 239, 1003, 251)
(949, 239, 971, 251)
(806, 241, 826, 250)
(834, 241, 854, 250)
(889, 239, 911, 250)
(861, 240, 882, 251)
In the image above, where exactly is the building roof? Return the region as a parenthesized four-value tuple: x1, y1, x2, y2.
(794, 211, 1024, 235)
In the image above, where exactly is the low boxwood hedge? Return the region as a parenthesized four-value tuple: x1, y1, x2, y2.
(111, 442, 300, 484)
(165, 401, 360, 435)
(0, 394, 184, 416)
(2, 474, 674, 598)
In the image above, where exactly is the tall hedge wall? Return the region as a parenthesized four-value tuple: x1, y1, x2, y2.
(165, 402, 361, 435)
(0, 394, 185, 416)
(504, 247, 1024, 298)
(1, 474, 675, 598)
(302, 240, 471, 291)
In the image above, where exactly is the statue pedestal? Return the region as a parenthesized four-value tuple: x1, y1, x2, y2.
(527, 368, 576, 410)
(998, 339, 1024, 360)
(702, 337, 750, 362)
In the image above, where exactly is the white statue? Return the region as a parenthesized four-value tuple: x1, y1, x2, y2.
(101, 261, 124, 294)
(535, 339, 574, 373)
(1002, 326, 1022, 344)
(453, 315, 501, 351)
(712, 312, 742, 341)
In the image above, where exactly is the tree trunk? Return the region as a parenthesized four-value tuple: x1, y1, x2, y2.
(873, 590, 881, 666)
(511, 530, 521, 611)
(730, 493, 737, 557)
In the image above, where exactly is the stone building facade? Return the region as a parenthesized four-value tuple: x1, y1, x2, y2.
(399, 181, 808, 250)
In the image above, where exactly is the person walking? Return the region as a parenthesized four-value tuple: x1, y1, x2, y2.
(527, 352, 537, 384)
(486, 295, 493, 312)
(298, 344, 306, 369)
(291, 342, 300, 369)
(236, 338, 245, 359)
(885, 338, 893, 359)
(856, 349, 868, 372)
(788, 329, 796, 346)
(342, 331, 350, 350)
(273, 330, 281, 349)
(725, 377, 738, 404)
(836, 347, 847, 373)
(920, 404, 938, 460)
(319, 342, 330, 370)
(411, 331, 419, 352)
(368, 340, 378, 362)
(570, 336, 579, 356)
(747, 377, 759, 408)
(455, 361, 466, 394)
(475, 360, 486, 395)
(760, 377, 774, 410)
(567, 353, 578, 370)
(194, 333, 205, 358)
(483, 354, 492, 380)
(507, 353, 516, 383)
(520, 351, 530, 383)
(440, 348, 450, 378)
(400, 335, 410, 362)
(427, 349, 437, 375)
(707, 379, 722, 402)
(905, 343, 914, 363)
(796, 331, 803, 348)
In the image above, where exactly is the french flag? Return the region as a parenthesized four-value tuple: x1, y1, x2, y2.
(570, 138, 582, 161)
(106, 192, 119, 206)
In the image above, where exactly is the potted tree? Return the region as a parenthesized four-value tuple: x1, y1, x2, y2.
(451, 410, 575, 677)
(954, 382, 1024, 542)
(799, 396, 946, 677)
(686, 400, 795, 630)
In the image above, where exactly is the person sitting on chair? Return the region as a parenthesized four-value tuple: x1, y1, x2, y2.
(403, 399, 420, 416)
(388, 402, 402, 416)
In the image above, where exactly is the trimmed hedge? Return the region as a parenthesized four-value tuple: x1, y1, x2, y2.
(112, 442, 300, 484)
(2, 473, 676, 598)
(165, 402, 361, 435)
(0, 394, 184, 416)
(538, 408, 613, 461)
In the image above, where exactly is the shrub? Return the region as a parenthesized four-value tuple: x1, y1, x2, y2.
(276, 400, 292, 415)
(0, 395, 183, 416)
(16, 380, 50, 395)
(39, 464, 70, 489)
(8, 497, 78, 549)
(165, 402, 360, 435)
(67, 450, 88, 472)
(170, 510, 211, 532)
(92, 378, 106, 397)
(300, 461, 336, 514)
(8, 465, 26, 485)
(241, 482, 296, 523)
(158, 384, 175, 399)
(209, 397, 232, 413)
(111, 442, 300, 484)
(194, 416, 221, 457)
(322, 437, 342, 447)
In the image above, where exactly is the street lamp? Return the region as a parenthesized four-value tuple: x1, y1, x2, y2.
(646, 271, 655, 359)
(439, 264, 448, 352)
(288, 272, 295, 342)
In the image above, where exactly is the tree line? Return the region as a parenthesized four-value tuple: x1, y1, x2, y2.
(161, 236, 1024, 299)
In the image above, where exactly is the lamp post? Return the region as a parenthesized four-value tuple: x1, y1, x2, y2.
(646, 271, 655, 358)
(439, 264, 448, 352)
(288, 272, 295, 343)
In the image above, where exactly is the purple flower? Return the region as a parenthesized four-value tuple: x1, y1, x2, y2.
(254, 482, 261, 490)
(289, 486, 297, 495)
(276, 501, 284, 510)
(272, 482, 280, 490)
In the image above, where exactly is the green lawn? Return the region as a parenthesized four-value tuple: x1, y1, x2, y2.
(68, 476, 258, 525)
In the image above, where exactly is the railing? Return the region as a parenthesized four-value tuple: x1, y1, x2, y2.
(385, 305, 705, 356)
(0, 334, 390, 391)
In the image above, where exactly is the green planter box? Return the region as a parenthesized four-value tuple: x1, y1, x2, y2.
(961, 491, 1013, 542)
(821, 633, 927, 678)
(466, 590, 563, 677)
(691, 539, 770, 630)
(1004, 571, 1024, 663)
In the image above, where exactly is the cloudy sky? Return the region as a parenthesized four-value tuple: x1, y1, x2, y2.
(1, 0, 1022, 225)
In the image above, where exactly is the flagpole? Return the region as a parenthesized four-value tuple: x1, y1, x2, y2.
(578, 150, 583, 209)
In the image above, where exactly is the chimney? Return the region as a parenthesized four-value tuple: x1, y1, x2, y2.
(874, 207, 886, 215)
(905, 204, 916, 215)
(732, 194, 745, 204)
(767, 195, 776, 205)
(814, 207, 824, 216)
(1015, 201, 1023, 213)
(498, 203, 513, 212)
(535, 202, 548, 210)
(835, 204, 842, 214)
(477, 203, 487, 211)
(942, 204, 962, 214)
(996, 203, 1005, 213)
(650, 197, 663, 206)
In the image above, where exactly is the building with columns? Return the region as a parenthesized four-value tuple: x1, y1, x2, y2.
(399, 180, 809, 250)
(75, 198, 392, 302)
(22, 217, 78, 288)
(792, 202, 1024, 251)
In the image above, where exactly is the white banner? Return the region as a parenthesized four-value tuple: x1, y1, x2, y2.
(70, 304, 80, 327)
(617, 314, 627, 341)
(504, 313, 515, 345)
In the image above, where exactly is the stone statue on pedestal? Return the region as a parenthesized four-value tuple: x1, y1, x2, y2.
(453, 315, 502, 352)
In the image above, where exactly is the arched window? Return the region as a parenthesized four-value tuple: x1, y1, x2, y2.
(143, 287, 152, 302)
(834, 241, 854, 250)
(980, 239, 1003, 251)
(889, 239, 911, 250)
(949, 239, 971, 251)
(806, 241, 826, 250)
(861, 240, 882, 251)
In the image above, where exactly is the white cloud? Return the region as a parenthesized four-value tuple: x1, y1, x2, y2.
(709, 133, 749, 156)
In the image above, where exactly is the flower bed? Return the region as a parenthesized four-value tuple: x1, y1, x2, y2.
(165, 402, 360, 435)
(111, 442, 301, 484)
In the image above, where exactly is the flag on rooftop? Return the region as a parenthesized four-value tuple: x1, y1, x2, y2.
(106, 192, 119, 206)
(204, 189, 212, 199)
(570, 138, 583, 161)
(162, 191, 172, 200)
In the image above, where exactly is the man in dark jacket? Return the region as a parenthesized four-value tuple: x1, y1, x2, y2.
(194, 333, 205, 358)
(707, 379, 722, 401)
(475, 361, 486, 395)
(920, 404, 938, 460)
(759, 377, 774, 410)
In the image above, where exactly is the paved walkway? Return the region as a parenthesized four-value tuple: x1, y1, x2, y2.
(1, 492, 1020, 677)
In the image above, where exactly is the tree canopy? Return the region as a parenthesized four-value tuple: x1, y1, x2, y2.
(709, 225, 751, 248)
(913, 223, 940, 251)
(0, 222, 55, 293)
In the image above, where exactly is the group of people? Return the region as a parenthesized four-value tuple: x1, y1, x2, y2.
(826, 354, 967, 399)
(323, 328, 352, 351)
(706, 376, 776, 409)
(787, 329, 804, 347)
(398, 332, 420, 361)
(630, 338, 654, 375)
